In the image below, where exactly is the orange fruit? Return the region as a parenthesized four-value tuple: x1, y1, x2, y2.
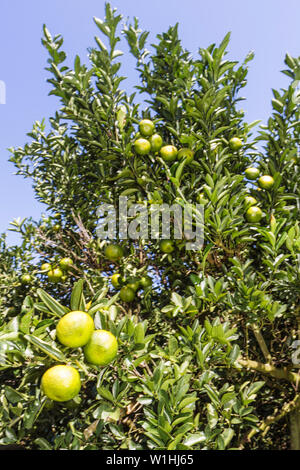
(139, 275, 152, 288)
(41, 263, 52, 272)
(56, 311, 95, 348)
(111, 273, 122, 288)
(119, 286, 135, 302)
(258, 175, 274, 190)
(149, 134, 163, 152)
(47, 268, 63, 283)
(21, 274, 33, 285)
(244, 196, 257, 206)
(134, 138, 151, 156)
(229, 137, 243, 151)
(245, 167, 260, 180)
(177, 148, 194, 164)
(160, 240, 175, 253)
(160, 145, 178, 162)
(41, 365, 81, 402)
(245, 206, 263, 223)
(59, 258, 73, 271)
(139, 119, 155, 137)
(104, 244, 124, 262)
(83, 330, 118, 366)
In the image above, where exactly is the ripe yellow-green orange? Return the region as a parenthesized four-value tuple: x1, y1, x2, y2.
(258, 175, 275, 190)
(160, 145, 178, 162)
(126, 278, 140, 292)
(139, 275, 152, 289)
(59, 257, 73, 271)
(160, 239, 175, 254)
(111, 273, 122, 288)
(104, 244, 124, 262)
(245, 167, 260, 180)
(56, 311, 95, 348)
(134, 138, 151, 156)
(149, 133, 163, 152)
(139, 119, 155, 137)
(41, 263, 52, 272)
(229, 137, 243, 151)
(47, 268, 63, 283)
(53, 224, 61, 232)
(119, 286, 135, 303)
(245, 206, 263, 223)
(21, 274, 32, 285)
(41, 365, 81, 402)
(177, 148, 194, 164)
(83, 330, 118, 366)
(244, 196, 257, 206)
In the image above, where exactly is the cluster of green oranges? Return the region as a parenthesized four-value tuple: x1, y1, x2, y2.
(133, 119, 194, 164)
(104, 239, 181, 299)
(41, 257, 74, 284)
(41, 310, 118, 402)
(104, 243, 152, 302)
(20, 257, 74, 286)
(244, 167, 275, 223)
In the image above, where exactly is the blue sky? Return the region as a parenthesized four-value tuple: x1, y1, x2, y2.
(0, 0, 300, 245)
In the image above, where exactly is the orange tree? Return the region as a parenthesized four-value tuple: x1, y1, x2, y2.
(1, 3, 300, 450)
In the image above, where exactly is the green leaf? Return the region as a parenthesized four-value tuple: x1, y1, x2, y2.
(24, 334, 67, 362)
(34, 438, 53, 450)
(183, 432, 206, 447)
(97, 386, 115, 403)
(37, 289, 69, 318)
(134, 323, 145, 344)
(70, 279, 86, 311)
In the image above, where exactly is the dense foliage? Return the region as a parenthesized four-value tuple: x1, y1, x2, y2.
(1, 3, 300, 450)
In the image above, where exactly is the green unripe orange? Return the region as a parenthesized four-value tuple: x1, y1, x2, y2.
(41, 365, 81, 402)
(111, 273, 122, 289)
(83, 330, 118, 366)
(56, 311, 95, 348)
(245, 206, 263, 223)
(177, 148, 194, 164)
(104, 244, 124, 262)
(229, 137, 243, 151)
(41, 263, 52, 272)
(21, 274, 33, 285)
(119, 286, 135, 303)
(139, 119, 155, 137)
(139, 275, 152, 289)
(244, 196, 257, 206)
(160, 239, 175, 253)
(47, 268, 63, 283)
(245, 167, 260, 180)
(160, 145, 178, 162)
(126, 279, 140, 292)
(134, 138, 151, 156)
(258, 175, 275, 190)
(149, 134, 163, 152)
(59, 257, 73, 271)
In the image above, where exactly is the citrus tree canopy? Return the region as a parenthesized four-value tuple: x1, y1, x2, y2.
(1, 2, 300, 451)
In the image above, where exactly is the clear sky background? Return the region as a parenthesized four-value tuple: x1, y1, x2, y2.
(0, 0, 299, 245)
